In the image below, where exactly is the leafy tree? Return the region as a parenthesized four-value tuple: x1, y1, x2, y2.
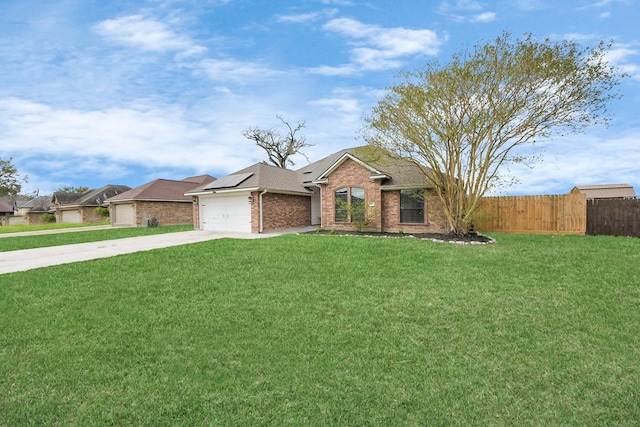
(243, 115, 313, 168)
(0, 157, 25, 198)
(56, 186, 89, 194)
(363, 32, 626, 235)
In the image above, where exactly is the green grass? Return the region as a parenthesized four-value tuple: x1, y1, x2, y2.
(0, 224, 193, 252)
(0, 220, 110, 234)
(1, 233, 639, 425)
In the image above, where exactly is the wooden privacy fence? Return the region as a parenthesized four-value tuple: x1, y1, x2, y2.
(587, 198, 640, 237)
(475, 194, 586, 235)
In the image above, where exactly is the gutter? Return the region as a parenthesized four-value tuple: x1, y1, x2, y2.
(259, 188, 268, 233)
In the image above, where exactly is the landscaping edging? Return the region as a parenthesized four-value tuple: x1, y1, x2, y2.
(304, 230, 496, 244)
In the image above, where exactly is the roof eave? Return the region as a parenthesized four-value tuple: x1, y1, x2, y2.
(316, 153, 385, 182)
(381, 184, 434, 190)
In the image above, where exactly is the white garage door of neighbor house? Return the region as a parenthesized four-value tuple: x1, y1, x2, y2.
(61, 209, 81, 223)
(114, 203, 134, 226)
(200, 193, 251, 232)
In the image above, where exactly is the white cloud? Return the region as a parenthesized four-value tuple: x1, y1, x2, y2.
(278, 12, 323, 23)
(320, 18, 442, 72)
(0, 98, 251, 181)
(471, 12, 496, 23)
(93, 15, 206, 56)
(277, 9, 338, 23)
(492, 132, 640, 195)
(439, 0, 482, 11)
(306, 64, 358, 76)
(605, 46, 640, 80)
(196, 58, 285, 83)
(321, 0, 354, 5)
(438, 1, 496, 23)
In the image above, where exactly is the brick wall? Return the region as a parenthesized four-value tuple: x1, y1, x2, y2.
(80, 206, 105, 223)
(320, 158, 383, 231)
(318, 158, 449, 233)
(251, 191, 311, 232)
(26, 212, 49, 225)
(192, 197, 200, 229)
(134, 201, 193, 226)
(381, 189, 448, 233)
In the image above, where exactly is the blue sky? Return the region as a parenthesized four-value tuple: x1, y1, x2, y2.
(1, 0, 638, 196)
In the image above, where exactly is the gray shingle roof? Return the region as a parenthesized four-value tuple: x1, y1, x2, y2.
(0, 200, 13, 213)
(308, 146, 433, 189)
(187, 163, 312, 195)
(12, 196, 53, 212)
(106, 175, 216, 202)
(187, 146, 433, 195)
(54, 185, 131, 207)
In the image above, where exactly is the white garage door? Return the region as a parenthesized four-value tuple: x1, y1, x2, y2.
(113, 203, 134, 226)
(200, 193, 251, 232)
(61, 209, 81, 223)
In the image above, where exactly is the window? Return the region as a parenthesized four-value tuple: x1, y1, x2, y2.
(334, 187, 365, 223)
(350, 187, 365, 223)
(335, 187, 348, 222)
(400, 189, 424, 223)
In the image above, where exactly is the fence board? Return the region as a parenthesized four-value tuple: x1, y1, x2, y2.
(587, 198, 640, 237)
(475, 194, 586, 235)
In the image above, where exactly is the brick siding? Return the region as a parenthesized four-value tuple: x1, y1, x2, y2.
(320, 158, 449, 233)
(320, 158, 383, 231)
(133, 201, 193, 227)
(250, 192, 311, 232)
(381, 189, 448, 233)
(192, 197, 200, 229)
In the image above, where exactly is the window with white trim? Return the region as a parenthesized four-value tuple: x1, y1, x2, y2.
(400, 189, 424, 223)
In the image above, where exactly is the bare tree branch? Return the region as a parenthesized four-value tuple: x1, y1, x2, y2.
(242, 115, 313, 168)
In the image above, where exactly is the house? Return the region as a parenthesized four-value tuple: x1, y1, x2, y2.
(0, 200, 13, 215)
(105, 175, 215, 227)
(13, 196, 54, 224)
(186, 146, 448, 234)
(0, 200, 13, 225)
(570, 184, 636, 200)
(52, 185, 131, 223)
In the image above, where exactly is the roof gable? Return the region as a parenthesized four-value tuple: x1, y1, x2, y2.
(309, 146, 433, 189)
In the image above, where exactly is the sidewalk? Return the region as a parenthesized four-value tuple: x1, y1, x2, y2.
(0, 227, 313, 275)
(0, 224, 114, 238)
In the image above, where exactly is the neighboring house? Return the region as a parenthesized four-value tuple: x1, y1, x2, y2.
(13, 196, 55, 224)
(0, 200, 13, 225)
(105, 175, 215, 227)
(186, 146, 448, 234)
(52, 185, 131, 223)
(570, 184, 636, 199)
(0, 200, 13, 215)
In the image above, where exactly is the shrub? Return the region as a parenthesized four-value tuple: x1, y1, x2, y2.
(94, 207, 110, 218)
(40, 213, 56, 223)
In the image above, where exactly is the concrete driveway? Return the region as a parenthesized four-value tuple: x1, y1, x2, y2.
(0, 227, 312, 275)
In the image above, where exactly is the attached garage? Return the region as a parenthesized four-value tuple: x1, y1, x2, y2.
(199, 192, 252, 232)
(61, 209, 81, 223)
(113, 203, 135, 226)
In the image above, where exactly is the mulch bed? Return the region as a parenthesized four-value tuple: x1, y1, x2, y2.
(305, 230, 495, 244)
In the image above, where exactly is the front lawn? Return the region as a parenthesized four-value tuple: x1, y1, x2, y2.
(1, 234, 638, 425)
(0, 224, 193, 252)
(0, 220, 110, 234)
